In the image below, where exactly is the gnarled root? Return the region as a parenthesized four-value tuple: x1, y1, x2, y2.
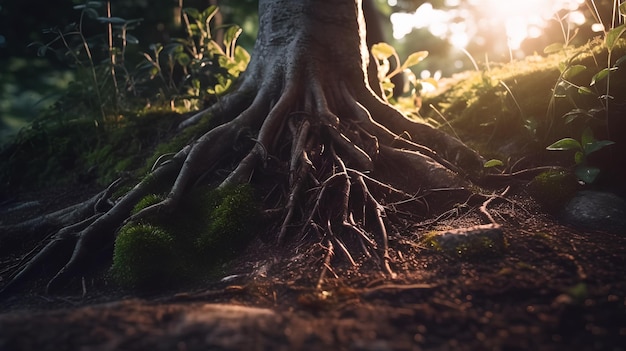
(1, 48, 482, 296)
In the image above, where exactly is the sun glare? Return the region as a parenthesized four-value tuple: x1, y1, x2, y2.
(390, 0, 587, 51)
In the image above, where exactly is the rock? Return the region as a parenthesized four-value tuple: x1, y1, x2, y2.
(421, 224, 506, 258)
(560, 191, 626, 233)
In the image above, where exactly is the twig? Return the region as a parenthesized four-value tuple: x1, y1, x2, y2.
(480, 186, 510, 224)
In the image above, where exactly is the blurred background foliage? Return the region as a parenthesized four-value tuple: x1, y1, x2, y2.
(0, 0, 257, 143)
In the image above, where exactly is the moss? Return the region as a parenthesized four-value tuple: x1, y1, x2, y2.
(421, 40, 626, 156)
(0, 110, 185, 191)
(110, 184, 260, 289)
(111, 223, 180, 288)
(141, 111, 215, 174)
(132, 193, 166, 215)
(421, 224, 506, 260)
(528, 170, 579, 213)
(195, 184, 259, 257)
(0, 117, 97, 189)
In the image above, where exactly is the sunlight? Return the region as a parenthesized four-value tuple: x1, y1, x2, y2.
(391, 0, 587, 51)
(475, 0, 586, 49)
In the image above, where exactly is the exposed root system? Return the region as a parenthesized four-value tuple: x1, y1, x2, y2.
(0, 0, 489, 295)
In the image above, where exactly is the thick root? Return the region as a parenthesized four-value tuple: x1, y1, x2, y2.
(1, 47, 484, 295)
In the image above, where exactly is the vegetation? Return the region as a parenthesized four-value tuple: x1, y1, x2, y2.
(111, 223, 178, 288)
(0, 1, 249, 189)
(527, 169, 580, 213)
(421, 225, 506, 259)
(113, 184, 259, 289)
(1, 0, 625, 296)
(420, 1, 626, 189)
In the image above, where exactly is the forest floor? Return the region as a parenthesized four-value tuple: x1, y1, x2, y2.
(0, 183, 625, 351)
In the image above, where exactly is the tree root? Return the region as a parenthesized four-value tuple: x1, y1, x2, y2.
(1, 43, 487, 297)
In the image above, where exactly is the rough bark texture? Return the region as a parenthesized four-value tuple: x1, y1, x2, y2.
(1, 0, 484, 295)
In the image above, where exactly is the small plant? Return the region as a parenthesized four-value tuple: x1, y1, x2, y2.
(544, 1, 626, 184)
(137, 6, 250, 112)
(546, 128, 614, 184)
(30, 1, 142, 120)
(371, 42, 434, 104)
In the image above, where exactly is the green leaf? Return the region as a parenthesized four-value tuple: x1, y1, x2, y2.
(36, 45, 49, 57)
(84, 8, 99, 19)
(401, 51, 429, 69)
(234, 46, 250, 64)
(125, 34, 139, 45)
(620, 2, 626, 16)
(483, 159, 504, 168)
(164, 43, 184, 55)
(563, 64, 586, 79)
(584, 140, 615, 155)
(562, 109, 592, 124)
(615, 54, 626, 66)
(606, 24, 626, 51)
(149, 43, 163, 54)
(371, 42, 396, 61)
(581, 127, 594, 146)
(381, 81, 395, 98)
(202, 5, 219, 22)
(75, 2, 102, 10)
(97, 17, 128, 25)
(575, 166, 600, 184)
(86, 1, 103, 8)
(591, 67, 618, 85)
(546, 138, 582, 151)
(577, 87, 594, 95)
(175, 52, 191, 66)
(574, 151, 585, 164)
(183, 8, 201, 20)
(544, 42, 564, 54)
(223, 25, 243, 52)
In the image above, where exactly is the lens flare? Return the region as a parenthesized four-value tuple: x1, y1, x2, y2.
(391, 0, 587, 51)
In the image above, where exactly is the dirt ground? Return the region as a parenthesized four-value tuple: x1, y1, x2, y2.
(1, 186, 625, 351)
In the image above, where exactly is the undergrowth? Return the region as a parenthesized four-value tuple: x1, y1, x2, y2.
(0, 1, 248, 191)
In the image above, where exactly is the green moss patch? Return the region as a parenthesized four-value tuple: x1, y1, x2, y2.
(421, 224, 506, 259)
(421, 40, 626, 157)
(111, 184, 260, 289)
(0, 111, 183, 190)
(195, 184, 260, 256)
(111, 223, 180, 288)
(132, 193, 166, 216)
(527, 170, 579, 213)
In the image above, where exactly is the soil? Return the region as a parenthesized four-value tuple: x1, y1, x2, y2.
(1, 185, 625, 351)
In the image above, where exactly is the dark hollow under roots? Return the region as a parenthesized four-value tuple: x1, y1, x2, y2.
(0, 60, 485, 296)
